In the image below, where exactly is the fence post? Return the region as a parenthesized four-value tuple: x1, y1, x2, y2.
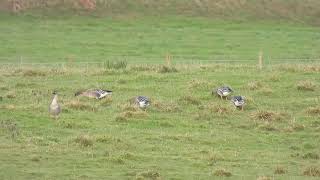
(258, 50, 263, 70)
(19, 56, 23, 69)
(165, 53, 171, 66)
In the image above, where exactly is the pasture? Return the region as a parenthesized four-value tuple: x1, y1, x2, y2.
(1, 3, 320, 178)
(0, 13, 319, 63)
(0, 63, 319, 179)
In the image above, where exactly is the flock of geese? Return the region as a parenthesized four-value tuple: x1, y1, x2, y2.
(49, 86, 244, 119)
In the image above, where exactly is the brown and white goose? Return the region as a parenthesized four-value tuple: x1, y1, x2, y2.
(75, 89, 112, 99)
(49, 91, 61, 119)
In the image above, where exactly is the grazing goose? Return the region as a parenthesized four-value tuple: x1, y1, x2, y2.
(231, 96, 245, 110)
(75, 89, 112, 99)
(49, 91, 61, 119)
(134, 96, 150, 109)
(215, 86, 233, 99)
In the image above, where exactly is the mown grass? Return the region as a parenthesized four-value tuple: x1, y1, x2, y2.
(0, 13, 320, 64)
(0, 64, 319, 179)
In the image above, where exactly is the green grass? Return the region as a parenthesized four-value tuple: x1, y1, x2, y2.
(1, 64, 320, 179)
(0, 13, 319, 63)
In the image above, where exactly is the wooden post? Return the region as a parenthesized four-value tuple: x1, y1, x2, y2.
(258, 50, 263, 70)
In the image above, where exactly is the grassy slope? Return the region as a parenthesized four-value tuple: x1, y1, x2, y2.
(0, 64, 320, 179)
(0, 13, 319, 63)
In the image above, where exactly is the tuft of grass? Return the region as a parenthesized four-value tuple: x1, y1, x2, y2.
(274, 166, 287, 174)
(130, 65, 156, 72)
(302, 152, 319, 160)
(66, 100, 96, 111)
(247, 81, 264, 90)
(104, 60, 127, 70)
(74, 134, 94, 147)
(157, 65, 178, 73)
(207, 152, 224, 165)
(188, 79, 213, 90)
(0, 119, 19, 138)
(208, 103, 230, 114)
(306, 106, 320, 116)
(120, 110, 148, 119)
(153, 100, 180, 112)
(258, 123, 278, 131)
(251, 110, 289, 122)
(5, 91, 16, 99)
(22, 69, 47, 77)
(290, 123, 305, 131)
(259, 87, 273, 95)
(30, 155, 41, 162)
(303, 166, 320, 177)
(256, 176, 272, 180)
(213, 169, 232, 177)
(100, 97, 113, 106)
(136, 170, 161, 180)
(119, 103, 140, 112)
(179, 95, 201, 105)
(194, 111, 212, 121)
(296, 80, 316, 91)
(268, 74, 281, 82)
(0, 104, 16, 110)
(115, 114, 128, 122)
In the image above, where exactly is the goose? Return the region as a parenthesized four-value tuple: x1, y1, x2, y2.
(134, 96, 150, 109)
(75, 89, 112, 99)
(49, 91, 61, 119)
(215, 86, 233, 99)
(231, 96, 245, 110)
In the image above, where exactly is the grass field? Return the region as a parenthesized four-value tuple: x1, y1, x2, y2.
(1, 1, 320, 178)
(0, 13, 319, 63)
(0, 63, 320, 179)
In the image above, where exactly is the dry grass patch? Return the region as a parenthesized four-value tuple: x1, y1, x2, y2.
(5, 91, 16, 99)
(297, 80, 316, 91)
(179, 95, 201, 105)
(21, 69, 47, 77)
(247, 81, 264, 90)
(207, 151, 224, 165)
(135, 170, 161, 180)
(130, 65, 157, 72)
(194, 111, 212, 121)
(259, 87, 273, 95)
(251, 110, 289, 122)
(205, 103, 231, 115)
(153, 100, 180, 112)
(100, 97, 113, 106)
(268, 74, 281, 82)
(0, 119, 19, 138)
(303, 166, 320, 177)
(188, 79, 213, 90)
(274, 166, 287, 174)
(302, 152, 319, 160)
(213, 169, 232, 177)
(306, 106, 320, 116)
(115, 108, 148, 122)
(256, 176, 273, 180)
(74, 134, 94, 147)
(66, 100, 97, 111)
(258, 123, 278, 131)
(0, 104, 16, 110)
(157, 65, 178, 73)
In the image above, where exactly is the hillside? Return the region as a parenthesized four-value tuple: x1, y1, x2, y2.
(1, 0, 320, 25)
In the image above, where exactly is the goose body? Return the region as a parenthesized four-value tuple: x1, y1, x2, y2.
(49, 92, 61, 119)
(215, 86, 233, 99)
(135, 96, 150, 109)
(231, 96, 245, 110)
(75, 89, 112, 99)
